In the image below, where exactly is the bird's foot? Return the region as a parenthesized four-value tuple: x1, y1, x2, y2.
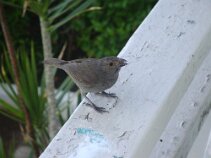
(85, 102, 108, 113)
(98, 91, 118, 98)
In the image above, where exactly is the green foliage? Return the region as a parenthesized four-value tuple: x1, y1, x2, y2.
(0, 1, 32, 50)
(55, 71, 75, 125)
(0, 43, 75, 149)
(48, 0, 101, 32)
(1, 0, 100, 32)
(0, 44, 49, 147)
(0, 137, 6, 158)
(0, 0, 99, 56)
(70, 0, 157, 57)
(0, 0, 156, 59)
(0, 1, 44, 64)
(0, 137, 15, 158)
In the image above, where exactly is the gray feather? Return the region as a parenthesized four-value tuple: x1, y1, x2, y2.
(44, 58, 68, 69)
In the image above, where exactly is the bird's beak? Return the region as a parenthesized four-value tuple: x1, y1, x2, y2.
(119, 58, 128, 67)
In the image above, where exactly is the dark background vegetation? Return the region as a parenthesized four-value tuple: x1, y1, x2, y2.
(0, 0, 157, 59)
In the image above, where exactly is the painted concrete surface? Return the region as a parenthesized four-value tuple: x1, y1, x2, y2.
(150, 50, 211, 158)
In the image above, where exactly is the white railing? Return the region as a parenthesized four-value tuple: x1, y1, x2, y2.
(40, 0, 211, 157)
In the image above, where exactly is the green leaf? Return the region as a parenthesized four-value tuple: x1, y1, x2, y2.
(0, 137, 6, 158)
(48, 0, 81, 22)
(0, 44, 48, 149)
(28, 1, 46, 17)
(0, 80, 18, 106)
(0, 0, 23, 10)
(48, 0, 75, 15)
(56, 77, 73, 105)
(0, 99, 24, 123)
(49, 0, 98, 31)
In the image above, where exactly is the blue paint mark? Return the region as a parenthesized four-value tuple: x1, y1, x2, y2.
(76, 128, 105, 144)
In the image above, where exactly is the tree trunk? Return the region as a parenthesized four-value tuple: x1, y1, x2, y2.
(39, 17, 60, 139)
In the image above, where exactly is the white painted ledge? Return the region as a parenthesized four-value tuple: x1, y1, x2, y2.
(187, 103, 211, 158)
(40, 0, 211, 157)
(150, 49, 211, 158)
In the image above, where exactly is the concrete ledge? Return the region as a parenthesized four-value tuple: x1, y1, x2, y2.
(150, 49, 211, 158)
(40, 0, 211, 157)
(187, 100, 211, 158)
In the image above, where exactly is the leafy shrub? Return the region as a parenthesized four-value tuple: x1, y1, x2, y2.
(70, 0, 157, 57)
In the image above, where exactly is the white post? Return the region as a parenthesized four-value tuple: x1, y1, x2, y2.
(40, 0, 211, 157)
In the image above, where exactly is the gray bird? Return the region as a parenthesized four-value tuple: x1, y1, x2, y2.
(44, 57, 127, 113)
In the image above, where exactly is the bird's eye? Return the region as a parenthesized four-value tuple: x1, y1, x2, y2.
(109, 62, 113, 66)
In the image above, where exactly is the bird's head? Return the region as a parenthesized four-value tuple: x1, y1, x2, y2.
(100, 57, 127, 74)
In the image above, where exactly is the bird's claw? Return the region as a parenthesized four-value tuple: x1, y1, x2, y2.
(100, 91, 118, 98)
(84, 102, 108, 113)
(94, 106, 108, 113)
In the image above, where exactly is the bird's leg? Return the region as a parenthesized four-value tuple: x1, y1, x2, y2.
(81, 92, 108, 113)
(84, 96, 108, 113)
(96, 91, 118, 108)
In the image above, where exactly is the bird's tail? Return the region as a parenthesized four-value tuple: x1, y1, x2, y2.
(44, 58, 68, 69)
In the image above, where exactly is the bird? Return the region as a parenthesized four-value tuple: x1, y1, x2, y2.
(44, 56, 127, 113)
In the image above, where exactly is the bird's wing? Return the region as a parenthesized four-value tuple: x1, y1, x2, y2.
(64, 59, 100, 87)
